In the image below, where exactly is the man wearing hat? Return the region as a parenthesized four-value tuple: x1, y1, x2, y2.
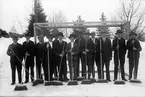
(113, 30, 127, 81)
(96, 31, 112, 81)
(7, 36, 24, 85)
(79, 31, 95, 79)
(53, 32, 68, 81)
(23, 33, 35, 83)
(35, 35, 47, 80)
(66, 33, 79, 80)
(127, 31, 142, 80)
(45, 33, 54, 80)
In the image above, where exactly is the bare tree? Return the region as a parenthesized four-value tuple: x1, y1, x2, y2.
(117, 0, 145, 40)
(48, 10, 67, 23)
(47, 10, 68, 36)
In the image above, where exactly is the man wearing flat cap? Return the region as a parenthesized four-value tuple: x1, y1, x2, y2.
(112, 30, 127, 81)
(66, 33, 79, 80)
(79, 31, 95, 79)
(53, 32, 68, 81)
(96, 31, 112, 81)
(45, 33, 54, 80)
(127, 31, 142, 80)
(23, 33, 35, 83)
(7, 35, 24, 85)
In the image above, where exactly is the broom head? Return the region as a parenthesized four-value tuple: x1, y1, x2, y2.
(67, 80, 78, 85)
(90, 78, 97, 83)
(81, 79, 91, 84)
(114, 80, 125, 85)
(32, 79, 44, 86)
(129, 79, 142, 83)
(97, 79, 108, 83)
(14, 84, 28, 91)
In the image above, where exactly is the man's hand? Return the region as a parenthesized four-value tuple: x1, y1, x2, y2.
(71, 52, 74, 55)
(26, 52, 30, 56)
(83, 51, 87, 54)
(133, 47, 137, 50)
(85, 49, 89, 52)
(116, 45, 119, 49)
(59, 54, 63, 57)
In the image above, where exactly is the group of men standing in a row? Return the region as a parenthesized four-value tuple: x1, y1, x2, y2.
(7, 30, 142, 85)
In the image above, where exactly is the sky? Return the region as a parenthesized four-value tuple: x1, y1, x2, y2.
(0, 0, 145, 34)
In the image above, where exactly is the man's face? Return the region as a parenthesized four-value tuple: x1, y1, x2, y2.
(91, 33, 95, 38)
(12, 38, 18, 43)
(47, 36, 53, 42)
(70, 37, 75, 42)
(38, 37, 44, 42)
(58, 35, 63, 41)
(25, 36, 30, 41)
(116, 33, 122, 38)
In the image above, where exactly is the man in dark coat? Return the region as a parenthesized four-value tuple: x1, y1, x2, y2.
(35, 35, 47, 80)
(52, 34, 59, 78)
(112, 30, 127, 81)
(90, 31, 97, 78)
(7, 36, 24, 85)
(45, 33, 54, 81)
(53, 32, 68, 81)
(79, 31, 95, 79)
(127, 32, 142, 80)
(66, 34, 79, 80)
(23, 34, 35, 83)
(97, 32, 112, 81)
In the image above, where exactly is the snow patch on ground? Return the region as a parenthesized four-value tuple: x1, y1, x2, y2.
(0, 38, 145, 96)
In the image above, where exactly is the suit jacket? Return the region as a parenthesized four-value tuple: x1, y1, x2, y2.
(96, 37, 112, 61)
(35, 42, 47, 61)
(53, 40, 67, 57)
(79, 38, 95, 54)
(127, 39, 142, 59)
(113, 37, 126, 57)
(7, 43, 24, 63)
(23, 40, 35, 57)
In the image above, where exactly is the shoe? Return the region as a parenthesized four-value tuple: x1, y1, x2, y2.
(24, 81, 29, 83)
(113, 79, 117, 81)
(107, 79, 111, 82)
(122, 78, 127, 81)
(11, 82, 15, 85)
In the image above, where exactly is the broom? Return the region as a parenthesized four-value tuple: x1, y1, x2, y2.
(45, 43, 56, 86)
(52, 42, 66, 86)
(81, 39, 91, 84)
(114, 39, 125, 85)
(77, 36, 85, 81)
(129, 41, 141, 83)
(90, 39, 97, 83)
(97, 38, 108, 83)
(10, 49, 28, 91)
(32, 53, 44, 86)
(67, 47, 78, 85)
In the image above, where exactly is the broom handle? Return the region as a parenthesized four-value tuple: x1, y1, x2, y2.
(10, 49, 34, 80)
(70, 47, 73, 81)
(132, 40, 135, 79)
(57, 42, 66, 81)
(47, 43, 50, 81)
(85, 39, 88, 79)
(100, 38, 103, 79)
(117, 39, 121, 80)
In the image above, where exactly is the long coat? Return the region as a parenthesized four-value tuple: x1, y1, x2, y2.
(97, 37, 112, 61)
(127, 39, 142, 59)
(79, 38, 95, 62)
(112, 37, 126, 58)
(65, 42, 79, 62)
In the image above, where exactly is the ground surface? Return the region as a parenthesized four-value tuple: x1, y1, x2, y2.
(0, 38, 145, 96)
